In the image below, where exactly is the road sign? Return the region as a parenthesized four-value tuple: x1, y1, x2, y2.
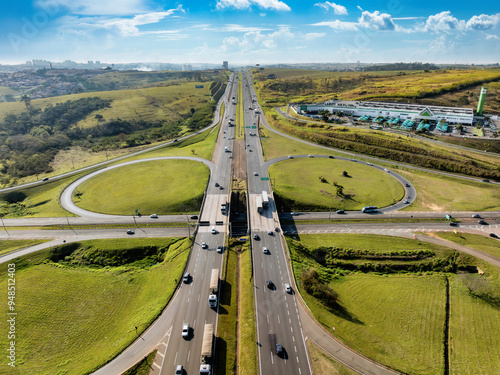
(245, 126, 251, 128)
(260, 177, 269, 181)
(252, 126, 257, 129)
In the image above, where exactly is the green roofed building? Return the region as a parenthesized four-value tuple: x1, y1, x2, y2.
(297, 100, 474, 125)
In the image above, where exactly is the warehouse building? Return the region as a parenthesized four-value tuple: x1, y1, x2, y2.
(296, 100, 474, 125)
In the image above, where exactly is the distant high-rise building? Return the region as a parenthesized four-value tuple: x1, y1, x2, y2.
(222, 61, 228, 69)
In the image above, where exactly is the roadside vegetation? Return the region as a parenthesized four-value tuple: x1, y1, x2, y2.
(269, 158, 403, 211)
(433, 232, 500, 259)
(286, 233, 500, 375)
(0, 237, 190, 375)
(0, 239, 48, 256)
(307, 340, 357, 375)
(75, 159, 209, 215)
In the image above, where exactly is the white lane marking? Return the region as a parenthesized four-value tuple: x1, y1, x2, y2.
(187, 350, 191, 362)
(270, 352, 274, 365)
(294, 345, 297, 352)
(197, 294, 200, 303)
(278, 315, 280, 324)
(174, 352, 178, 366)
(153, 362, 161, 369)
(267, 315, 269, 324)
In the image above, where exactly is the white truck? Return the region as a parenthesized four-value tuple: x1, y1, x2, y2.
(208, 269, 219, 308)
(199, 323, 214, 374)
(256, 196, 263, 214)
(262, 191, 269, 209)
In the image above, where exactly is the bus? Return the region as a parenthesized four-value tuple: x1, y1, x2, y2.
(361, 206, 377, 213)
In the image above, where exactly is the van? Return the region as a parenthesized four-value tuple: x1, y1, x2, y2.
(211, 226, 217, 234)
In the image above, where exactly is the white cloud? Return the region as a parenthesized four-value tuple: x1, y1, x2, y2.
(314, 2, 348, 16)
(60, 6, 184, 36)
(466, 14, 500, 30)
(216, 0, 291, 11)
(486, 34, 500, 40)
(221, 26, 294, 52)
(312, 20, 358, 31)
(304, 32, 325, 40)
(358, 10, 395, 31)
(36, 0, 147, 16)
(423, 11, 465, 33)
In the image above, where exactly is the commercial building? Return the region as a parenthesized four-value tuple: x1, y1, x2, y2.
(297, 100, 474, 125)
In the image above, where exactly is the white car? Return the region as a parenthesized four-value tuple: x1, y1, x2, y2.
(150, 214, 158, 218)
(201, 242, 208, 249)
(285, 283, 292, 294)
(182, 323, 190, 339)
(263, 247, 270, 254)
(217, 245, 223, 253)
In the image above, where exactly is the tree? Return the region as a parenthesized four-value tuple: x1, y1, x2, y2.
(20, 95, 31, 111)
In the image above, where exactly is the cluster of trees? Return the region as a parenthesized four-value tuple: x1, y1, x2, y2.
(301, 268, 338, 307)
(317, 246, 435, 261)
(361, 62, 439, 71)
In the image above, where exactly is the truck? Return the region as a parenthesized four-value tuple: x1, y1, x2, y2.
(208, 269, 219, 308)
(199, 323, 214, 374)
(262, 191, 269, 209)
(256, 196, 263, 214)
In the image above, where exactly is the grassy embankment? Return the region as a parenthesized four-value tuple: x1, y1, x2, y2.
(75, 159, 210, 215)
(269, 158, 403, 211)
(433, 232, 500, 259)
(286, 233, 500, 375)
(0, 237, 190, 375)
(0, 239, 49, 256)
(307, 341, 358, 375)
(216, 239, 257, 375)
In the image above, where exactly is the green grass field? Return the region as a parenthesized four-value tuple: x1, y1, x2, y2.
(307, 340, 358, 375)
(269, 158, 404, 211)
(433, 232, 500, 259)
(75, 159, 210, 215)
(449, 272, 500, 374)
(0, 239, 48, 256)
(0, 238, 190, 375)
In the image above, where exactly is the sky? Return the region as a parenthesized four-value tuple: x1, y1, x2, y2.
(0, 0, 499, 65)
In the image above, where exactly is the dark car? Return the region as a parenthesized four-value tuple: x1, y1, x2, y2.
(190, 215, 198, 220)
(183, 273, 190, 283)
(253, 234, 260, 240)
(328, 155, 335, 158)
(276, 343, 284, 356)
(336, 209, 345, 214)
(472, 214, 481, 218)
(266, 280, 274, 289)
(126, 230, 135, 235)
(42, 177, 49, 181)
(489, 233, 499, 239)
(449, 222, 458, 226)
(478, 220, 488, 225)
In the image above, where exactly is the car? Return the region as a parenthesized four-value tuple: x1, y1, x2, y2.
(482, 179, 490, 183)
(215, 182, 219, 187)
(449, 222, 458, 226)
(266, 280, 274, 289)
(253, 172, 258, 176)
(126, 230, 135, 235)
(150, 214, 158, 219)
(219, 185, 224, 190)
(288, 155, 294, 159)
(489, 233, 499, 239)
(217, 245, 223, 253)
(308, 154, 314, 157)
(173, 139, 178, 142)
(253, 234, 259, 240)
(182, 273, 190, 283)
(247, 144, 250, 147)
(276, 343, 284, 356)
(328, 155, 335, 159)
(201, 242, 208, 249)
(350, 158, 357, 162)
(405, 183, 411, 187)
(211, 226, 217, 234)
(181, 324, 190, 339)
(478, 220, 488, 225)
(336, 209, 345, 214)
(42, 177, 49, 181)
(175, 364, 183, 375)
(263, 247, 270, 254)
(404, 200, 410, 204)
(367, 162, 373, 166)
(285, 283, 292, 294)
(384, 168, 389, 172)
(190, 215, 198, 220)
(472, 214, 481, 218)
(268, 230, 273, 236)
(228, 155, 232, 158)
(291, 212, 298, 216)
(275, 227, 280, 232)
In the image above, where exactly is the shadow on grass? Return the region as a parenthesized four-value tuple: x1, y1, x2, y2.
(31, 199, 51, 208)
(215, 336, 228, 375)
(324, 300, 364, 325)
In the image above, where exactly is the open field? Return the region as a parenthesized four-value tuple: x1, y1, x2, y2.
(269, 158, 404, 211)
(307, 340, 358, 375)
(76, 159, 210, 215)
(433, 232, 500, 259)
(0, 239, 48, 256)
(253, 68, 500, 113)
(0, 238, 190, 375)
(287, 233, 500, 374)
(449, 270, 500, 374)
(397, 168, 500, 211)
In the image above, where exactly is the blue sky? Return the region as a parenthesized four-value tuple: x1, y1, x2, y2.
(0, 0, 499, 65)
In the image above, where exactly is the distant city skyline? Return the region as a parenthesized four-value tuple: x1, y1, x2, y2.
(1, 0, 499, 65)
